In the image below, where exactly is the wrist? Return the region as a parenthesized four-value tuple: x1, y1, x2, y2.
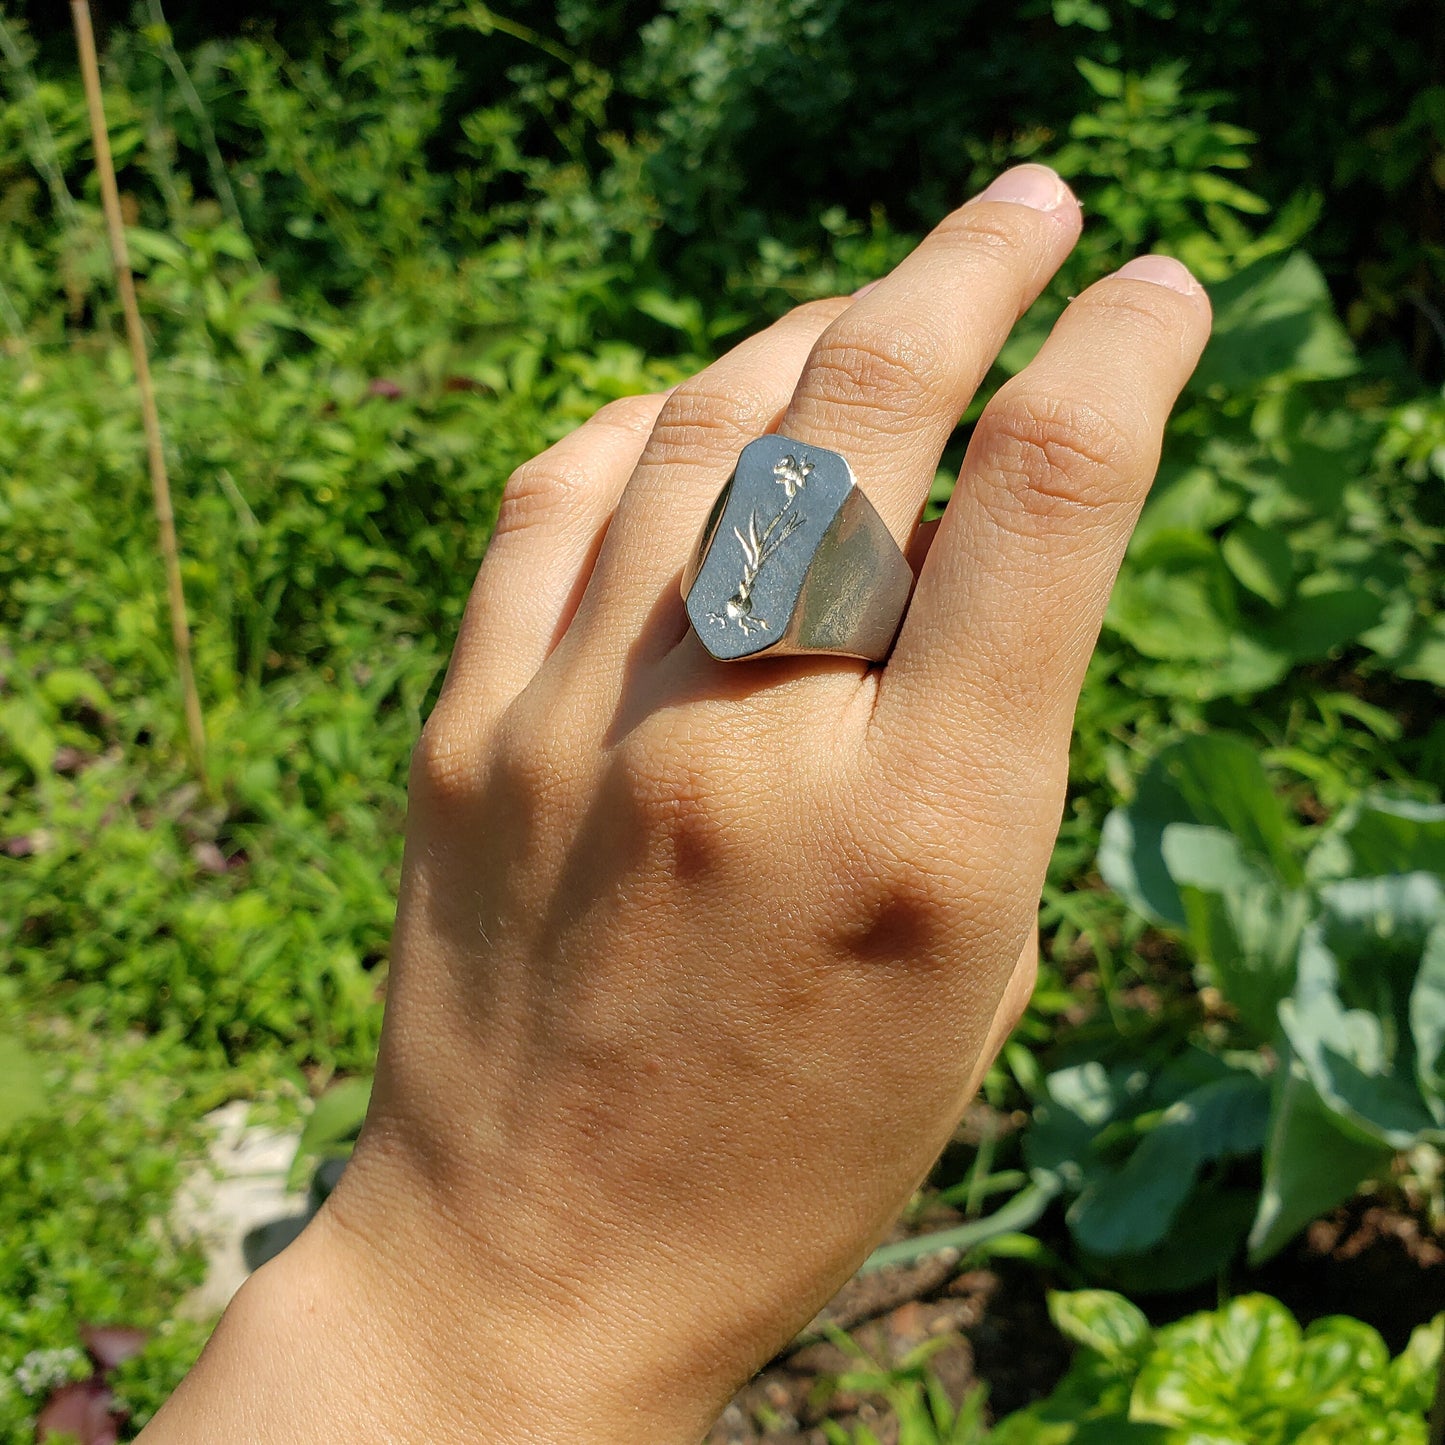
(138, 1167, 722, 1445)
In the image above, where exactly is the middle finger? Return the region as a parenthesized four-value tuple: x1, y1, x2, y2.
(774, 164, 1081, 547)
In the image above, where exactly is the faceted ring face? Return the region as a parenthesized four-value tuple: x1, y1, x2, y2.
(681, 435, 913, 663)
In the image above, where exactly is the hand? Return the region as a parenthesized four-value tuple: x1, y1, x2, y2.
(141, 164, 1209, 1444)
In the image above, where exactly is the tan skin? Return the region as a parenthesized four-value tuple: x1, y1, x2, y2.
(138, 164, 1210, 1443)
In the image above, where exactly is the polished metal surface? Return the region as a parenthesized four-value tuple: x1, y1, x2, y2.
(682, 435, 913, 662)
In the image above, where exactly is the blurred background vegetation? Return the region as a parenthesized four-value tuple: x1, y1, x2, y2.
(0, 1, 1443, 1440)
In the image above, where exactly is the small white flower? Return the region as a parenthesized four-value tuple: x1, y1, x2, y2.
(14, 1346, 86, 1397)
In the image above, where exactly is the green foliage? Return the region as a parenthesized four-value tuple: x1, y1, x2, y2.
(817, 1328, 991, 1445)
(818, 1293, 1441, 1442)
(1089, 736, 1445, 1271)
(0, 1017, 206, 1443)
(1026, 1047, 1270, 1290)
(993, 1290, 1443, 1444)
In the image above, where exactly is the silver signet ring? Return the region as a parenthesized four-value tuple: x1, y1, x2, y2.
(680, 435, 913, 663)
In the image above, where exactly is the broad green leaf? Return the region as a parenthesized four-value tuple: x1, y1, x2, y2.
(1327, 795, 1445, 880)
(1192, 252, 1358, 392)
(1075, 56, 1123, 96)
(0, 697, 57, 779)
(1319, 874, 1445, 1013)
(1128, 631, 1290, 701)
(1278, 916, 1442, 1149)
(1098, 804, 1189, 928)
(1260, 586, 1384, 662)
(38, 667, 111, 713)
(1069, 1070, 1270, 1257)
(1221, 519, 1293, 607)
(1106, 530, 1238, 662)
(1163, 823, 1308, 1037)
(1048, 1291, 1152, 1365)
(1080, 1185, 1257, 1296)
(1388, 1316, 1443, 1413)
(288, 1075, 373, 1188)
(1250, 1058, 1391, 1262)
(1296, 1316, 1390, 1396)
(1100, 735, 1302, 932)
(1130, 464, 1241, 551)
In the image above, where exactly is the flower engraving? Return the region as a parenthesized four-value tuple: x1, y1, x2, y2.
(773, 453, 813, 498)
(708, 452, 813, 635)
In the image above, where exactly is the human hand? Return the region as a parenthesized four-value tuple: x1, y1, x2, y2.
(141, 164, 1209, 1444)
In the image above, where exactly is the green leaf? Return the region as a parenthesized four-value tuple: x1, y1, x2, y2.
(1328, 796, 1445, 880)
(1099, 734, 1302, 929)
(0, 697, 57, 779)
(1250, 1057, 1393, 1262)
(38, 667, 112, 713)
(1069, 1070, 1270, 1257)
(1388, 1316, 1443, 1413)
(1131, 1294, 1302, 1432)
(1409, 924, 1445, 1112)
(1131, 464, 1242, 551)
(1296, 1316, 1390, 1393)
(1083, 1186, 1257, 1295)
(1193, 252, 1358, 392)
(1221, 519, 1293, 607)
(1279, 914, 1443, 1150)
(1261, 586, 1384, 662)
(1047, 1291, 1152, 1365)
(1163, 823, 1309, 1036)
(288, 1075, 373, 1189)
(1075, 56, 1123, 96)
(1393, 614, 1445, 685)
(1107, 530, 1238, 662)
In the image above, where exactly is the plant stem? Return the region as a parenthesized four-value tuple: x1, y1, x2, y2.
(71, 0, 206, 771)
(1430, 1328, 1445, 1445)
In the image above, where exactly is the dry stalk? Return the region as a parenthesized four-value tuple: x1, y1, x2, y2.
(70, 0, 205, 769)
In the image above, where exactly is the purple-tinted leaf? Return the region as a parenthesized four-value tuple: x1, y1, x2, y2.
(36, 1379, 119, 1444)
(81, 1324, 147, 1371)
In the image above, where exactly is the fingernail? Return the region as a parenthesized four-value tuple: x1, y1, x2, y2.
(975, 163, 1072, 213)
(851, 279, 882, 299)
(1112, 254, 1200, 295)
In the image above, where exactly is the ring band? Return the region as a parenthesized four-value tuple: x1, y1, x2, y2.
(681, 435, 913, 662)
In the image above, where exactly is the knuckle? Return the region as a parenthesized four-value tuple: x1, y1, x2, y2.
(801, 321, 950, 425)
(827, 820, 961, 966)
(644, 378, 775, 466)
(934, 203, 1037, 261)
(494, 703, 577, 805)
(585, 391, 667, 438)
(611, 723, 736, 880)
(971, 384, 1148, 526)
(409, 705, 481, 808)
(493, 454, 597, 541)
